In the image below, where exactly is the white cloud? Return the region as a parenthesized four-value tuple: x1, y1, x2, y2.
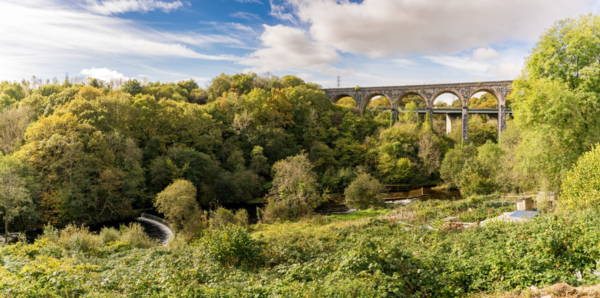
(425, 55, 490, 75)
(488, 63, 522, 78)
(393, 59, 417, 68)
(230, 11, 261, 20)
(425, 47, 526, 79)
(80, 67, 128, 81)
(472, 48, 500, 60)
(288, 0, 592, 57)
(240, 25, 338, 72)
(84, 0, 187, 15)
(269, 0, 296, 23)
(236, 0, 262, 4)
(228, 23, 254, 33)
(0, 0, 239, 80)
(320, 66, 355, 75)
(296, 73, 314, 80)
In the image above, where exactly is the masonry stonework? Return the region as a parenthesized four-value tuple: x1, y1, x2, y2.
(324, 81, 512, 144)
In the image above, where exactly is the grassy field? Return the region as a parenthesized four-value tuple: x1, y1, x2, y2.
(1, 196, 599, 297)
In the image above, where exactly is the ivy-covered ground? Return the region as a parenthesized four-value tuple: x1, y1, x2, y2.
(2, 196, 600, 297)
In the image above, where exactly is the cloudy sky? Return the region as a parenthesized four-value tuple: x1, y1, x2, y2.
(1, 0, 599, 88)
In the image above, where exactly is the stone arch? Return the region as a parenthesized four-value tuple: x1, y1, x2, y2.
(397, 91, 428, 109)
(361, 92, 393, 111)
(467, 87, 503, 107)
(331, 93, 355, 104)
(431, 89, 464, 108)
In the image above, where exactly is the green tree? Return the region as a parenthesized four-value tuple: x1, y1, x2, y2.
(0, 158, 31, 243)
(509, 14, 600, 191)
(561, 145, 600, 210)
(344, 172, 386, 209)
(264, 153, 322, 221)
(377, 154, 412, 184)
(0, 106, 32, 155)
(154, 179, 200, 230)
(440, 145, 477, 188)
(122, 79, 143, 96)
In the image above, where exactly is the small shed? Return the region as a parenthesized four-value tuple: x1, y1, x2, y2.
(516, 197, 534, 211)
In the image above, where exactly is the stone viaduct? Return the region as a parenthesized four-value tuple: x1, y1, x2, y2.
(323, 80, 513, 144)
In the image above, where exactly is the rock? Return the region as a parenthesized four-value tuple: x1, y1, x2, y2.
(548, 283, 577, 295)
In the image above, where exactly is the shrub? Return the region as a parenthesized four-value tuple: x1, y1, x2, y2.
(263, 153, 323, 222)
(204, 225, 263, 268)
(181, 209, 208, 241)
(440, 145, 477, 188)
(99, 227, 121, 245)
(38, 224, 59, 243)
(119, 223, 156, 249)
(210, 207, 249, 229)
(344, 172, 387, 209)
(561, 145, 600, 210)
(58, 224, 102, 253)
(377, 154, 413, 184)
(154, 179, 201, 230)
(459, 160, 496, 197)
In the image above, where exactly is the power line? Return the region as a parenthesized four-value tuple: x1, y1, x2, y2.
(336, 75, 341, 88)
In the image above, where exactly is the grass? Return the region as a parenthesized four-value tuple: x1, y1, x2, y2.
(325, 208, 390, 221)
(5, 195, 592, 297)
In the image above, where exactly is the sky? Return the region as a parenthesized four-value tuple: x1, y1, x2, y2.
(1, 0, 599, 92)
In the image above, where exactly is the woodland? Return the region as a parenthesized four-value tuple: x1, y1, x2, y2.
(1, 13, 600, 298)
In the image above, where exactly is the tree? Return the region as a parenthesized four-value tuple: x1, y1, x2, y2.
(122, 79, 143, 96)
(249, 146, 269, 177)
(336, 97, 356, 107)
(440, 145, 477, 188)
(0, 106, 32, 155)
(377, 154, 412, 184)
(509, 14, 600, 191)
(78, 86, 102, 101)
(263, 153, 322, 221)
(561, 145, 600, 210)
(0, 158, 31, 243)
(344, 172, 386, 209)
(154, 179, 200, 230)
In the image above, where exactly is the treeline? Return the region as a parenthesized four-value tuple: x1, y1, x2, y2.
(439, 14, 600, 202)
(0, 69, 500, 231)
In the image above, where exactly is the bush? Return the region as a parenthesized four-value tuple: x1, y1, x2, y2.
(440, 144, 477, 188)
(38, 224, 59, 243)
(377, 154, 413, 184)
(154, 179, 201, 230)
(119, 223, 156, 249)
(210, 207, 249, 229)
(58, 224, 102, 253)
(180, 209, 208, 241)
(204, 225, 263, 268)
(99, 227, 121, 244)
(344, 172, 387, 209)
(459, 160, 496, 197)
(263, 153, 323, 222)
(561, 145, 600, 210)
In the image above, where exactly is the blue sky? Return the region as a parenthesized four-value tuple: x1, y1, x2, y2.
(1, 0, 599, 91)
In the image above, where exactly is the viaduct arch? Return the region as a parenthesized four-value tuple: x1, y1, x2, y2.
(323, 80, 513, 145)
